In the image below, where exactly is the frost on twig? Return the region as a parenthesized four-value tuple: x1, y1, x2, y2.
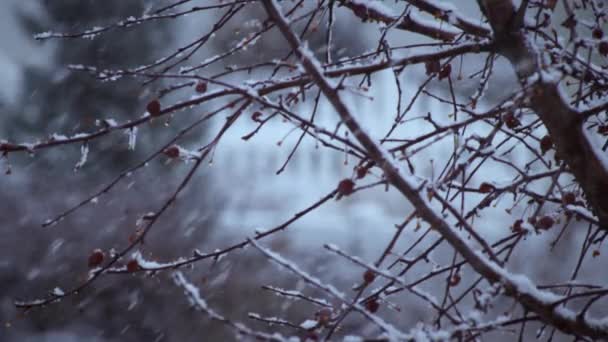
(173, 271, 288, 341)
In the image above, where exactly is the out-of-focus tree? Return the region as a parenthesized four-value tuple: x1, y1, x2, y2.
(1, 1, 220, 341)
(3, 0, 608, 341)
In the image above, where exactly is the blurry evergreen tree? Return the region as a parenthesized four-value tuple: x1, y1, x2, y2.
(11, 0, 175, 171)
(1, 2, 218, 341)
(0, 3, 369, 341)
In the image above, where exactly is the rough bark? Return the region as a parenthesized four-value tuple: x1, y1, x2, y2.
(479, 0, 608, 230)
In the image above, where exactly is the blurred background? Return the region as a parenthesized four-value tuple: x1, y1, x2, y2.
(0, 1, 600, 341)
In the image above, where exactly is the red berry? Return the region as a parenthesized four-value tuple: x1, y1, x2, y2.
(365, 299, 380, 313)
(88, 249, 105, 268)
(503, 112, 521, 129)
(448, 273, 461, 286)
(562, 192, 576, 205)
(540, 135, 553, 155)
(363, 270, 376, 283)
(315, 308, 332, 326)
(146, 99, 162, 117)
(598, 40, 608, 56)
(163, 145, 180, 159)
(561, 15, 577, 29)
(337, 179, 355, 197)
(538, 216, 555, 230)
(251, 111, 262, 122)
(127, 259, 140, 272)
(592, 250, 601, 257)
(438, 64, 452, 80)
(479, 182, 495, 193)
(512, 219, 524, 233)
(593, 28, 604, 40)
(356, 166, 367, 179)
(195, 82, 208, 93)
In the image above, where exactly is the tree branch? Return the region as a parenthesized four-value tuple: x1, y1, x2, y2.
(339, 0, 458, 41)
(478, 0, 608, 232)
(262, 0, 608, 339)
(404, 0, 492, 37)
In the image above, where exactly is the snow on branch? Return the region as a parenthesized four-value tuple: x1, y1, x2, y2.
(262, 0, 608, 339)
(173, 271, 288, 341)
(248, 237, 410, 340)
(340, 0, 460, 42)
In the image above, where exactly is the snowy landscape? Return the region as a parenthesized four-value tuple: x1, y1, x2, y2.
(2, 0, 608, 341)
